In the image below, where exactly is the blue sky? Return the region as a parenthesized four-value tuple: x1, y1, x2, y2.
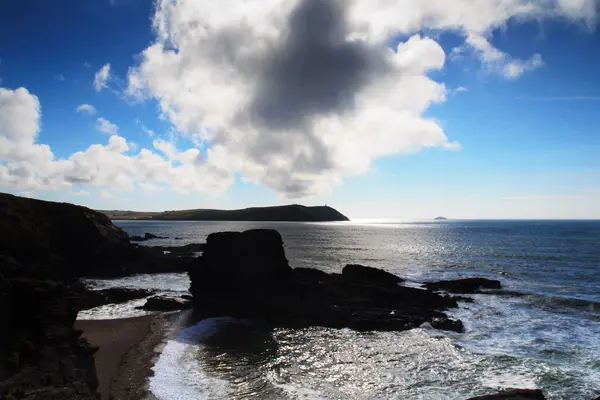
(0, 0, 599, 219)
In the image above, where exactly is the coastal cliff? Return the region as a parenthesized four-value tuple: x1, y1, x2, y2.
(0, 193, 184, 399)
(0, 193, 190, 278)
(103, 204, 350, 222)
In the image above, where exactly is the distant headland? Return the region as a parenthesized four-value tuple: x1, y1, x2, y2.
(434, 216, 448, 220)
(100, 204, 350, 222)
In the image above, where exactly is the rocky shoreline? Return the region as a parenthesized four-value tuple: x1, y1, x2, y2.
(0, 192, 564, 399)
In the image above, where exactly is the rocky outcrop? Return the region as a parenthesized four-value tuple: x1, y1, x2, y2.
(129, 233, 167, 242)
(189, 229, 465, 332)
(150, 243, 205, 257)
(0, 257, 99, 400)
(425, 278, 502, 294)
(0, 193, 192, 400)
(466, 389, 546, 399)
(79, 288, 155, 311)
(342, 264, 404, 286)
(0, 193, 190, 278)
(138, 296, 192, 311)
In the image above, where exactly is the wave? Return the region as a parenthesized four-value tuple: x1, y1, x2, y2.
(491, 289, 600, 314)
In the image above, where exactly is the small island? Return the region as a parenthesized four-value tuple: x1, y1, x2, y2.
(101, 204, 350, 222)
(434, 216, 448, 220)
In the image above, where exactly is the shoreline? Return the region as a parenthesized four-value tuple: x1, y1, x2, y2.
(75, 312, 184, 400)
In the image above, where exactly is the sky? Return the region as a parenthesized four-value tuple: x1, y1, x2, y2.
(0, 0, 599, 220)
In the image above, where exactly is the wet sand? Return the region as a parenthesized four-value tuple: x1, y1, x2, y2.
(75, 313, 181, 400)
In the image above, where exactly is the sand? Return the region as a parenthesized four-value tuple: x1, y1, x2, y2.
(75, 313, 181, 400)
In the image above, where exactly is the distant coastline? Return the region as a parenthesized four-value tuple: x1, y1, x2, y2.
(100, 204, 350, 222)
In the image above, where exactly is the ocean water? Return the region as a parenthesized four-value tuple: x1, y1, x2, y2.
(83, 220, 600, 399)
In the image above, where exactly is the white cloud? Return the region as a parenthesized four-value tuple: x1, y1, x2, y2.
(465, 33, 544, 79)
(55, 74, 66, 82)
(124, 0, 595, 197)
(72, 190, 90, 196)
(94, 63, 111, 91)
(76, 104, 97, 115)
(95, 117, 119, 135)
(0, 86, 233, 195)
(1, 1, 597, 200)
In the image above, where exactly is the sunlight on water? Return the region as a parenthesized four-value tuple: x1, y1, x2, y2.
(111, 220, 600, 399)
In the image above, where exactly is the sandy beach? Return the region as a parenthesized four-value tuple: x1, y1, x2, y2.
(75, 313, 180, 400)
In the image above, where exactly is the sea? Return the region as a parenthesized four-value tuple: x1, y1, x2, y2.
(79, 219, 600, 399)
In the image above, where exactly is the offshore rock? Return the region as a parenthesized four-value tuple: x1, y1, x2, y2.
(189, 229, 464, 332)
(466, 388, 546, 400)
(138, 296, 192, 311)
(425, 277, 502, 294)
(79, 288, 155, 311)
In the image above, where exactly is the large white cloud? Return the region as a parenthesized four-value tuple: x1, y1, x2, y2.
(1, 1, 597, 199)
(126, 0, 596, 197)
(0, 86, 233, 195)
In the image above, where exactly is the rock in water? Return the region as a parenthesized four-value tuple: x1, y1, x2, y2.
(466, 389, 546, 399)
(342, 264, 404, 286)
(425, 278, 502, 294)
(189, 229, 464, 332)
(79, 287, 155, 311)
(138, 296, 192, 311)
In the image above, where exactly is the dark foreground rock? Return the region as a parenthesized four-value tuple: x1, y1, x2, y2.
(0, 192, 190, 278)
(425, 277, 502, 294)
(0, 256, 99, 400)
(138, 296, 192, 311)
(79, 288, 155, 311)
(189, 229, 466, 332)
(0, 192, 195, 399)
(466, 388, 546, 399)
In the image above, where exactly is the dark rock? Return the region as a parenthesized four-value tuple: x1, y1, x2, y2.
(129, 232, 167, 242)
(79, 288, 155, 311)
(425, 278, 502, 294)
(152, 243, 205, 256)
(189, 229, 461, 332)
(343, 264, 404, 286)
(138, 296, 192, 311)
(0, 193, 188, 278)
(466, 389, 546, 399)
(0, 257, 99, 399)
(430, 317, 464, 332)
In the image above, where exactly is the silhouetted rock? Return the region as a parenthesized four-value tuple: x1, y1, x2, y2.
(430, 317, 465, 332)
(152, 243, 205, 257)
(189, 229, 464, 332)
(0, 256, 99, 399)
(425, 278, 501, 294)
(130, 232, 167, 242)
(343, 264, 404, 286)
(0, 193, 194, 399)
(0, 193, 188, 278)
(138, 296, 192, 311)
(466, 389, 546, 399)
(79, 288, 155, 311)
